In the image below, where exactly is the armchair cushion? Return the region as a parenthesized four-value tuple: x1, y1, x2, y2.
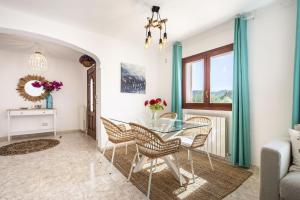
(280, 171, 300, 200)
(289, 129, 300, 167)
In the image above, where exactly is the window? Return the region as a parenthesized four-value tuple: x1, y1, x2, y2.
(182, 44, 233, 110)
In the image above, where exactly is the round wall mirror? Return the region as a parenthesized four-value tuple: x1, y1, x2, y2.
(17, 75, 49, 101)
(24, 80, 45, 97)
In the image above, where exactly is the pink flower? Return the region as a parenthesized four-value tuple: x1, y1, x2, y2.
(144, 100, 149, 106)
(32, 81, 42, 88)
(34, 80, 63, 93)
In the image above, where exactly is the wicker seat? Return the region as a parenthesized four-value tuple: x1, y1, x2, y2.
(159, 112, 177, 120)
(177, 116, 214, 183)
(128, 123, 181, 199)
(100, 117, 136, 166)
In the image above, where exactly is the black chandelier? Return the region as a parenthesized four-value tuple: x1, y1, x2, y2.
(144, 6, 168, 49)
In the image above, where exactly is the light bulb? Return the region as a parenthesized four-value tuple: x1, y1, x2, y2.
(147, 31, 152, 44)
(163, 32, 167, 44)
(159, 39, 163, 50)
(145, 38, 149, 49)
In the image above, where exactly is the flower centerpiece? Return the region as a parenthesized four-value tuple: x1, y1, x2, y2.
(144, 98, 167, 120)
(32, 80, 63, 109)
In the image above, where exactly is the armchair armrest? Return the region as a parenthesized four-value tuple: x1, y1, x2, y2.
(260, 139, 291, 200)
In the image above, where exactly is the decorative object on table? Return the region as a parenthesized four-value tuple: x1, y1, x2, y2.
(144, 6, 168, 50)
(34, 104, 42, 109)
(16, 75, 49, 102)
(144, 98, 167, 120)
(0, 139, 59, 156)
(29, 51, 48, 71)
(32, 80, 63, 109)
(79, 54, 96, 68)
(121, 63, 146, 94)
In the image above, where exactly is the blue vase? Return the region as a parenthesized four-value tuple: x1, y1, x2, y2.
(46, 94, 53, 109)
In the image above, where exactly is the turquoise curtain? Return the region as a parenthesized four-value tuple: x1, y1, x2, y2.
(171, 42, 183, 120)
(292, 0, 300, 127)
(231, 17, 251, 168)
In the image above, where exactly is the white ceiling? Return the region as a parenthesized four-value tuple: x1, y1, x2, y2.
(0, 0, 276, 42)
(0, 33, 83, 61)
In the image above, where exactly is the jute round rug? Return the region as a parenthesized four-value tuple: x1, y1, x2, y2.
(0, 139, 60, 156)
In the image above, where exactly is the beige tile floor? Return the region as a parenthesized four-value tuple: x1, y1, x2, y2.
(0, 132, 259, 200)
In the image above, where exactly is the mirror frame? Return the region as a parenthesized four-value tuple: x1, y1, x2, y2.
(16, 75, 49, 102)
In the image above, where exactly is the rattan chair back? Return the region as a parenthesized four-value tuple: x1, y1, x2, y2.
(130, 123, 181, 159)
(101, 117, 135, 144)
(185, 116, 213, 149)
(159, 112, 177, 120)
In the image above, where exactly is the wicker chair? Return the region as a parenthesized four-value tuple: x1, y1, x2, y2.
(100, 117, 136, 166)
(159, 112, 177, 120)
(177, 116, 214, 183)
(128, 123, 181, 199)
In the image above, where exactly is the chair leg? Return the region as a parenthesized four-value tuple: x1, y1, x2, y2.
(188, 150, 195, 183)
(111, 144, 116, 167)
(136, 144, 140, 161)
(154, 158, 158, 172)
(174, 153, 182, 186)
(147, 159, 154, 199)
(125, 142, 128, 155)
(128, 152, 138, 181)
(206, 150, 214, 171)
(102, 141, 108, 155)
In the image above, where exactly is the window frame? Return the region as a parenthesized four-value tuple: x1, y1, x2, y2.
(182, 43, 233, 111)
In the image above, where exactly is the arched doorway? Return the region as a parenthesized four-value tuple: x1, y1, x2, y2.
(0, 27, 102, 144)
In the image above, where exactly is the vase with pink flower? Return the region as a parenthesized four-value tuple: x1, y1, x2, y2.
(144, 98, 167, 121)
(32, 80, 63, 109)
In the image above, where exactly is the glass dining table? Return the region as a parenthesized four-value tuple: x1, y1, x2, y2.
(109, 116, 209, 185)
(110, 117, 208, 137)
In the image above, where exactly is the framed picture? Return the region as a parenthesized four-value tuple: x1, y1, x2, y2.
(121, 63, 146, 94)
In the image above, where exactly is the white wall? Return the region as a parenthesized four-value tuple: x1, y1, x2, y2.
(0, 6, 162, 147)
(160, 1, 296, 166)
(248, 1, 296, 166)
(0, 49, 86, 136)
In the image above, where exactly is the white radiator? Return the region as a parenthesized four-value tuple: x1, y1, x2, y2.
(183, 114, 227, 158)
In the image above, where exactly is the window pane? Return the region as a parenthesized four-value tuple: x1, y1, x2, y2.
(185, 60, 204, 103)
(210, 51, 233, 103)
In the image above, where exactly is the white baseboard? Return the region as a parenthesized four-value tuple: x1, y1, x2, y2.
(0, 129, 82, 142)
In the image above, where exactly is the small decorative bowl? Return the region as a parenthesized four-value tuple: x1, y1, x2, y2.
(34, 105, 42, 109)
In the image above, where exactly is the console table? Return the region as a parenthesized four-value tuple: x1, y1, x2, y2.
(7, 109, 57, 142)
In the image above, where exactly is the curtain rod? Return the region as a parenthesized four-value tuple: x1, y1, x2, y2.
(236, 13, 255, 20)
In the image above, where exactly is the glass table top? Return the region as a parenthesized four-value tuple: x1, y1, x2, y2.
(110, 117, 208, 134)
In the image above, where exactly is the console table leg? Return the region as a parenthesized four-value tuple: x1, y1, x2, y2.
(53, 112, 57, 137)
